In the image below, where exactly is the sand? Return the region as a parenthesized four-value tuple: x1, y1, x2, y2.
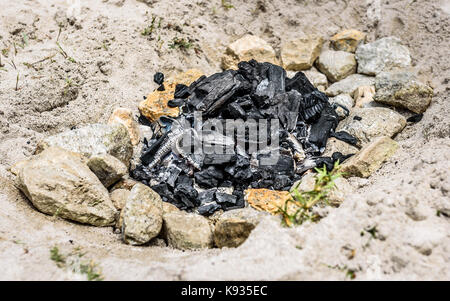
(0, 0, 449, 280)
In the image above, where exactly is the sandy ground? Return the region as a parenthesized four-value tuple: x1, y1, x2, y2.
(0, 0, 449, 280)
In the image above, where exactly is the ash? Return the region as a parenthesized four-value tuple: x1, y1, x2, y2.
(131, 60, 357, 215)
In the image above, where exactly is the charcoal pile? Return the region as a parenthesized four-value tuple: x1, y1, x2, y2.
(131, 59, 357, 215)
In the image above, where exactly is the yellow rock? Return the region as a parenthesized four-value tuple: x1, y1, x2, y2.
(245, 188, 294, 215)
(281, 36, 324, 71)
(354, 85, 376, 108)
(138, 69, 204, 122)
(330, 29, 366, 53)
(108, 108, 140, 145)
(221, 35, 278, 70)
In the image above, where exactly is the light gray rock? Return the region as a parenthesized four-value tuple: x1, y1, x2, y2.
(355, 37, 411, 75)
(323, 137, 359, 157)
(110, 189, 130, 211)
(122, 183, 163, 245)
(316, 50, 357, 82)
(304, 68, 328, 91)
(87, 154, 128, 188)
(35, 123, 133, 167)
(326, 74, 375, 97)
(329, 94, 354, 119)
(374, 70, 433, 113)
(16, 147, 117, 226)
(336, 107, 406, 147)
(163, 211, 213, 250)
(214, 208, 264, 248)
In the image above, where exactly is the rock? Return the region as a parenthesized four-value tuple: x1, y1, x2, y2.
(87, 154, 128, 188)
(138, 69, 204, 122)
(221, 35, 277, 70)
(304, 68, 328, 91)
(354, 85, 376, 108)
(121, 183, 163, 245)
(290, 172, 354, 205)
(355, 36, 411, 75)
(374, 70, 433, 113)
(330, 29, 366, 53)
(108, 108, 140, 146)
(328, 94, 354, 119)
(340, 136, 398, 178)
(245, 188, 293, 215)
(214, 208, 264, 248)
(323, 137, 359, 157)
(326, 74, 375, 97)
(163, 211, 213, 250)
(110, 176, 138, 191)
(281, 36, 324, 71)
(110, 189, 130, 210)
(316, 50, 356, 82)
(336, 107, 406, 147)
(35, 123, 133, 167)
(16, 147, 117, 226)
(162, 201, 180, 214)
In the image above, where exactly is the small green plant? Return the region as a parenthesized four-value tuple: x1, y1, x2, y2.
(221, 0, 234, 10)
(50, 246, 66, 267)
(56, 42, 76, 63)
(279, 161, 342, 227)
(168, 37, 192, 50)
(79, 261, 104, 281)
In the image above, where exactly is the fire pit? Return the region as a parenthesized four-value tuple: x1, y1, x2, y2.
(131, 59, 356, 216)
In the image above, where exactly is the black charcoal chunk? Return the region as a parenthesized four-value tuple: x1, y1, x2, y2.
(354, 115, 362, 121)
(168, 98, 185, 107)
(331, 131, 358, 146)
(407, 113, 423, 123)
(157, 84, 165, 91)
(154, 72, 164, 85)
(174, 183, 198, 208)
(215, 192, 237, 209)
(307, 104, 339, 152)
(194, 166, 224, 188)
(174, 84, 190, 99)
(203, 154, 235, 165)
(197, 202, 222, 216)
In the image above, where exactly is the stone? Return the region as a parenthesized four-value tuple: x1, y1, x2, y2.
(374, 70, 433, 113)
(221, 35, 277, 70)
(162, 201, 180, 214)
(330, 29, 366, 53)
(35, 123, 133, 167)
(328, 94, 354, 119)
(304, 68, 328, 91)
(326, 74, 375, 97)
(138, 69, 204, 122)
(110, 189, 130, 210)
(163, 211, 213, 250)
(245, 188, 293, 215)
(316, 50, 357, 82)
(323, 137, 359, 157)
(87, 154, 128, 188)
(16, 147, 117, 226)
(336, 107, 406, 147)
(281, 36, 324, 71)
(110, 176, 138, 191)
(121, 183, 163, 245)
(290, 172, 354, 205)
(340, 136, 399, 178)
(108, 108, 140, 146)
(354, 85, 376, 108)
(355, 36, 411, 75)
(213, 208, 264, 248)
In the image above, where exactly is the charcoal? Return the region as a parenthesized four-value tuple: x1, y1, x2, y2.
(174, 84, 190, 99)
(215, 192, 237, 209)
(197, 202, 222, 216)
(194, 166, 224, 188)
(153, 72, 164, 85)
(354, 115, 362, 121)
(407, 113, 423, 123)
(157, 84, 165, 91)
(174, 183, 198, 208)
(138, 113, 153, 127)
(331, 131, 358, 146)
(132, 59, 357, 216)
(168, 98, 185, 108)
